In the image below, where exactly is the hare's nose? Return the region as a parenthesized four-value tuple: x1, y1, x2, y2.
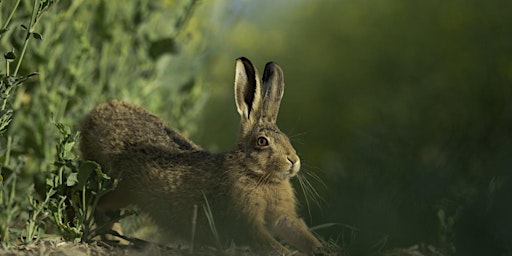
(287, 156, 301, 174)
(287, 154, 300, 165)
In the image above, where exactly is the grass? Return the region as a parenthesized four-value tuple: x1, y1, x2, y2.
(202, 193, 224, 253)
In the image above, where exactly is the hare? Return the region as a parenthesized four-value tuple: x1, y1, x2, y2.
(80, 57, 325, 255)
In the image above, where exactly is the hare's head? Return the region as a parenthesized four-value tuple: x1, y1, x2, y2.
(233, 57, 300, 183)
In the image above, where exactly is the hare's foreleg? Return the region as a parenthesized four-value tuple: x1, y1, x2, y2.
(273, 215, 324, 254)
(249, 221, 291, 255)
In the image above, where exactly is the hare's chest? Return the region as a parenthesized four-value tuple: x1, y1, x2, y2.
(261, 183, 297, 223)
(230, 179, 296, 224)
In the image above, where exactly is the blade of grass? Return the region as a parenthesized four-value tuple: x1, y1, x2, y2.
(202, 193, 223, 252)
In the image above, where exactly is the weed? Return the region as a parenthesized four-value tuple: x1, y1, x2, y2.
(13, 0, 57, 76)
(47, 121, 116, 242)
(0, 155, 23, 246)
(0, 0, 49, 245)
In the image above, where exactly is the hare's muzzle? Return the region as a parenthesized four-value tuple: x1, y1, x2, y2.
(287, 157, 301, 177)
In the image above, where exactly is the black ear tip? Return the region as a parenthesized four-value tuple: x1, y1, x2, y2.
(236, 57, 256, 74)
(265, 61, 277, 69)
(262, 61, 282, 82)
(237, 56, 251, 64)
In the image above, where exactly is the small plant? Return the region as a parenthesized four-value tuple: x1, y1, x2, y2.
(21, 184, 51, 243)
(0, 75, 25, 243)
(1, 0, 58, 245)
(0, 154, 24, 246)
(3, 121, 115, 244)
(46, 121, 115, 242)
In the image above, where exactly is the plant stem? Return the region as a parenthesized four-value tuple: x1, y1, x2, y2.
(0, 0, 21, 39)
(3, 136, 11, 166)
(13, 0, 39, 76)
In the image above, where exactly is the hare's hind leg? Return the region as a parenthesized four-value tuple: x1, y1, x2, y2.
(89, 172, 137, 242)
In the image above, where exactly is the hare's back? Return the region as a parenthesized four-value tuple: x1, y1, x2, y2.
(80, 100, 200, 166)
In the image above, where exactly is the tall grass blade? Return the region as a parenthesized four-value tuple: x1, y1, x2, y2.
(202, 193, 223, 252)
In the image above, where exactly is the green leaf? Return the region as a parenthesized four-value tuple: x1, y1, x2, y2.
(63, 141, 75, 153)
(26, 72, 39, 78)
(148, 37, 178, 59)
(46, 177, 55, 188)
(95, 165, 110, 180)
(54, 121, 71, 136)
(77, 161, 101, 188)
(67, 172, 78, 186)
(0, 109, 13, 133)
(4, 51, 16, 61)
(32, 32, 43, 40)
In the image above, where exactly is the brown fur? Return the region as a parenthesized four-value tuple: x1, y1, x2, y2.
(80, 57, 324, 255)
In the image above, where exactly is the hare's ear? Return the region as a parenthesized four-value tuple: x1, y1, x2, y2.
(234, 57, 262, 123)
(261, 61, 284, 123)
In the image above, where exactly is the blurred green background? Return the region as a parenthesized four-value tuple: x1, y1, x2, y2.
(1, 0, 511, 255)
(197, 0, 512, 255)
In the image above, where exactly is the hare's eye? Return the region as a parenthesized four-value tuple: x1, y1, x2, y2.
(256, 137, 269, 147)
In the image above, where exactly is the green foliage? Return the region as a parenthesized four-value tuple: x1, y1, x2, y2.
(47, 121, 114, 243)
(0, 144, 23, 246)
(0, 0, 51, 245)
(0, 0, 208, 247)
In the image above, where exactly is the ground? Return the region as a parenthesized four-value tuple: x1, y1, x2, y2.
(0, 237, 264, 256)
(0, 237, 449, 256)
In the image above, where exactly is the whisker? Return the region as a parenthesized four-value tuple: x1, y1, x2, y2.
(296, 173, 313, 220)
(287, 131, 308, 139)
(303, 168, 327, 188)
(301, 172, 324, 206)
(294, 163, 328, 223)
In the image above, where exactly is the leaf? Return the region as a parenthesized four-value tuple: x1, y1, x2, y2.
(4, 51, 16, 61)
(46, 176, 56, 188)
(54, 121, 71, 136)
(77, 161, 101, 188)
(32, 32, 43, 40)
(63, 141, 75, 153)
(67, 172, 78, 186)
(94, 164, 110, 180)
(0, 109, 13, 134)
(148, 37, 178, 59)
(26, 72, 39, 78)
